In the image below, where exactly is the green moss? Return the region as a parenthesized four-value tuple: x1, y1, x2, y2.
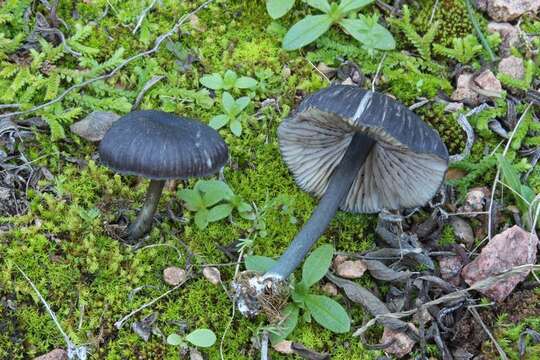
(414, 0, 474, 46)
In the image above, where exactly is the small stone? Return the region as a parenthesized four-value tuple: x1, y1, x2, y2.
(202, 266, 221, 285)
(461, 225, 538, 302)
(163, 266, 187, 286)
(488, 22, 519, 55)
(444, 102, 464, 113)
(459, 187, 490, 215)
(273, 340, 294, 354)
(498, 56, 525, 80)
(189, 348, 204, 360)
(439, 256, 464, 287)
(451, 73, 480, 105)
(70, 111, 120, 142)
(321, 282, 338, 296)
(336, 260, 367, 279)
(450, 217, 475, 248)
(341, 77, 355, 86)
(34, 349, 67, 360)
(332, 255, 348, 270)
(0, 187, 10, 201)
(487, 0, 540, 22)
(381, 327, 416, 358)
(474, 69, 503, 96)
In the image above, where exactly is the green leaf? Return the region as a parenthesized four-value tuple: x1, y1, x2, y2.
(305, 294, 350, 333)
(230, 119, 242, 137)
(497, 154, 522, 196)
(185, 329, 217, 348)
(282, 15, 333, 50)
(222, 92, 235, 113)
(200, 73, 223, 90)
(202, 187, 228, 207)
(302, 244, 334, 288)
(245, 255, 277, 272)
(209, 114, 229, 129)
(222, 70, 238, 89)
(178, 189, 204, 211)
(339, 17, 395, 50)
(207, 204, 233, 222)
(338, 0, 373, 13)
(194, 209, 209, 229)
(266, 0, 295, 19)
(235, 76, 257, 89)
(306, 0, 331, 13)
(269, 304, 299, 344)
(237, 201, 253, 213)
(197, 180, 234, 199)
(236, 96, 251, 112)
(166, 333, 184, 346)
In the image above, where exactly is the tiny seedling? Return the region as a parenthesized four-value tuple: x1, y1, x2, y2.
(200, 69, 257, 91)
(497, 154, 539, 229)
(167, 328, 217, 348)
(245, 244, 350, 342)
(433, 34, 483, 64)
(209, 91, 251, 136)
(268, 0, 395, 52)
(178, 179, 255, 229)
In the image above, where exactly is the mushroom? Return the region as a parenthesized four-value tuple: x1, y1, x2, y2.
(99, 110, 228, 242)
(265, 85, 449, 281)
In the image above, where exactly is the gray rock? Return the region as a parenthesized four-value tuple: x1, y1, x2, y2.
(450, 217, 475, 248)
(498, 56, 525, 80)
(487, 0, 540, 22)
(461, 225, 538, 302)
(70, 111, 120, 142)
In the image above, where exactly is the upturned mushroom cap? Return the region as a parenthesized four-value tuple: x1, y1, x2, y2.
(99, 110, 228, 180)
(278, 85, 449, 213)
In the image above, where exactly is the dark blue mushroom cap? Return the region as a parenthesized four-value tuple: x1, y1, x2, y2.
(278, 85, 449, 213)
(99, 110, 228, 180)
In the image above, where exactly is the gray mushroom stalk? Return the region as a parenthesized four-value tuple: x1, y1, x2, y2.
(264, 85, 449, 282)
(99, 110, 228, 242)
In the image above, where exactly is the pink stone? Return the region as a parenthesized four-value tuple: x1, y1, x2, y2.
(474, 70, 503, 94)
(34, 349, 67, 360)
(336, 260, 367, 279)
(461, 225, 538, 302)
(451, 73, 480, 104)
(439, 256, 464, 286)
(498, 56, 525, 80)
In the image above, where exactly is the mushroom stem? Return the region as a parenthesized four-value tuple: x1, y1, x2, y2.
(265, 132, 375, 280)
(127, 179, 166, 241)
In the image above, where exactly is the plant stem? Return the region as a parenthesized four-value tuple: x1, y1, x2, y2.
(127, 179, 165, 241)
(464, 0, 496, 62)
(265, 132, 376, 280)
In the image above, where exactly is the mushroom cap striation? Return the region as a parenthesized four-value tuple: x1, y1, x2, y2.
(278, 85, 449, 213)
(99, 110, 228, 180)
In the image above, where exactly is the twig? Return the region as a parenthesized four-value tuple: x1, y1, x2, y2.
(428, 0, 440, 25)
(260, 331, 269, 360)
(0, 104, 21, 109)
(114, 277, 189, 329)
(133, 0, 160, 34)
(468, 307, 508, 360)
(450, 104, 489, 162)
(15, 263, 88, 360)
(371, 52, 387, 92)
(0, 0, 215, 120)
(131, 75, 164, 111)
(488, 103, 532, 239)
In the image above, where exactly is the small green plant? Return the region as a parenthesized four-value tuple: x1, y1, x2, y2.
(433, 34, 483, 64)
(274, 0, 395, 51)
(209, 91, 251, 136)
(166, 328, 217, 348)
(497, 154, 538, 229)
(392, 5, 438, 60)
(178, 179, 254, 229)
(200, 70, 257, 91)
(246, 244, 350, 341)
